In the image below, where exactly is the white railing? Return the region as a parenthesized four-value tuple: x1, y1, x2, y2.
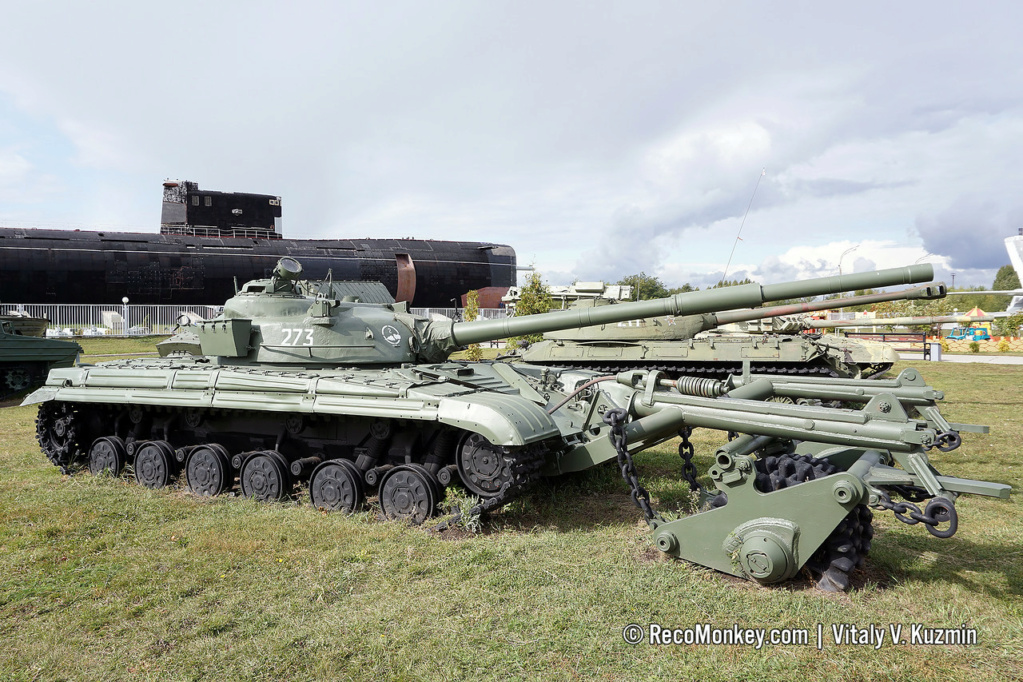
(0, 304, 223, 337)
(0, 303, 511, 337)
(409, 307, 509, 321)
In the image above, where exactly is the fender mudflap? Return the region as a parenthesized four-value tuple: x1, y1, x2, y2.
(436, 392, 560, 447)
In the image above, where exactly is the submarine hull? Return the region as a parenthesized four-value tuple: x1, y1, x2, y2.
(0, 228, 515, 307)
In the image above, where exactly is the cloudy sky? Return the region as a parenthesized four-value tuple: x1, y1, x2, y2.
(0, 1, 1019, 289)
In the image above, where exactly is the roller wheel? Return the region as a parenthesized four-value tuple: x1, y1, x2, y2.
(36, 402, 83, 470)
(134, 440, 179, 489)
(88, 436, 127, 477)
(186, 444, 233, 497)
(239, 450, 292, 502)
(378, 464, 439, 524)
(753, 453, 873, 592)
(456, 432, 511, 498)
(309, 459, 365, 513)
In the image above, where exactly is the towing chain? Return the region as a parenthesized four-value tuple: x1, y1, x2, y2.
(604, 407, 660, 522)
(875, 490, 958, 538)
(934, 431, 963, 452)
(678, 426, 701, 492)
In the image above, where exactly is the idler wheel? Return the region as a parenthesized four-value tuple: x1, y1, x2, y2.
(309, 459, 365, 513)
(88, 436, 127, 477)
(134, 440, 179, 489)
(456, 432, 510, 498)
(378, 464, 439, 524)
(186, 444, 233, 497)
(239, 450, 292, 502)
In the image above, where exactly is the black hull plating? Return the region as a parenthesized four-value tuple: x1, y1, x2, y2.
(0, 228, 516, 307)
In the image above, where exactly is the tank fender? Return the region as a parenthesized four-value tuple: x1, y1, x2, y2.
(20, 386, 60, 406)
(436, 393, 560, 447)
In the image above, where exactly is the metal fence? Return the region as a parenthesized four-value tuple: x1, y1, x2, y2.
(0, 303, 510, 337)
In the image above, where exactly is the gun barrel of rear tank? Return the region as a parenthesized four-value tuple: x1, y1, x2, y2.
(812, 314, 993, 329)
(450, 264, 934, 346)
(713, 282, 946, 326)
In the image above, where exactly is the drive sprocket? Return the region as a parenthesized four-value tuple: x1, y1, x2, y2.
(36, 401, 84, 471)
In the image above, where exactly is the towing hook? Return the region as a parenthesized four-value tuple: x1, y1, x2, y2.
(924, 498, 959, 538)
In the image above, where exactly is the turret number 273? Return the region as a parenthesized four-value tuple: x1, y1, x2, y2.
(281, 328, 314, 346)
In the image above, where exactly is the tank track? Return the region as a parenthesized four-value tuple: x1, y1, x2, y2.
(36, 401, 85, 472)
(434, 443, 548, 531)
(34, 400, 551, 526)
(531, 360, 842, 379)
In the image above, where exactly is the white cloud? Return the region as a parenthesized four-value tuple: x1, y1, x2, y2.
(0, 1, 1020, 289)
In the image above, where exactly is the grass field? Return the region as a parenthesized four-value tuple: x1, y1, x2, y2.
(1, 352, 1020, 680)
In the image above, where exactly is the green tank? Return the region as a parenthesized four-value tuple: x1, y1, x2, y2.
(0, 320, 80, 400)
(23, 259, 1010, 591)
(508, 284, 945, 379)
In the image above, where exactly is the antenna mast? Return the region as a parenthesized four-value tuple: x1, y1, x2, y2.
(720, 168, 765, 285)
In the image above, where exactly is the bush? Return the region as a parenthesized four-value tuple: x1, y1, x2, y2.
(998, 338, 1011, 352)
(969, 341, 981, 353)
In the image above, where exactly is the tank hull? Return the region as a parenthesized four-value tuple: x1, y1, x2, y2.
(0, 327, 80, 400)
(516, 334, 897, 379)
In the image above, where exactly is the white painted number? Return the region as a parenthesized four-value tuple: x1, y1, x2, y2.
(281, 328, 314, 346)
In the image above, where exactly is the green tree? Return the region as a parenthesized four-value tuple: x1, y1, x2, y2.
(616, 273, 698, 300)
(993, 264, 1021, 290)
(463, 289, 482, 361)
(506, 271, 554, 348)
(995, 312, 1023, 337)
(944, 267, 1020, 313)
(710, 277, 756, 289)
(616, 272, 670, 300)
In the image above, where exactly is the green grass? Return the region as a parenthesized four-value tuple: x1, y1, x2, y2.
(0, 362, 1020, 680)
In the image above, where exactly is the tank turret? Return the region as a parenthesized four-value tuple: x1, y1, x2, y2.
(195, 261, 937, 365)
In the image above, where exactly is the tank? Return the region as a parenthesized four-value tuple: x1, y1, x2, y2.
(22, 259, 1010, 591)
(0, 321, 80, 400)
(509, 284, 947, 379)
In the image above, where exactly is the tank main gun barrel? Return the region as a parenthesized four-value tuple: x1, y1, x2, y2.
(448, 264, 935, 347)
(810, 314, 993, 329)
(712, 282, 946, 327)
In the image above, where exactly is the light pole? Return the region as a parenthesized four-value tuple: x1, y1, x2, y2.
(838, 245, 859, 277)
(122, 297, 129, 335)
(951, 273, 956, 289)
